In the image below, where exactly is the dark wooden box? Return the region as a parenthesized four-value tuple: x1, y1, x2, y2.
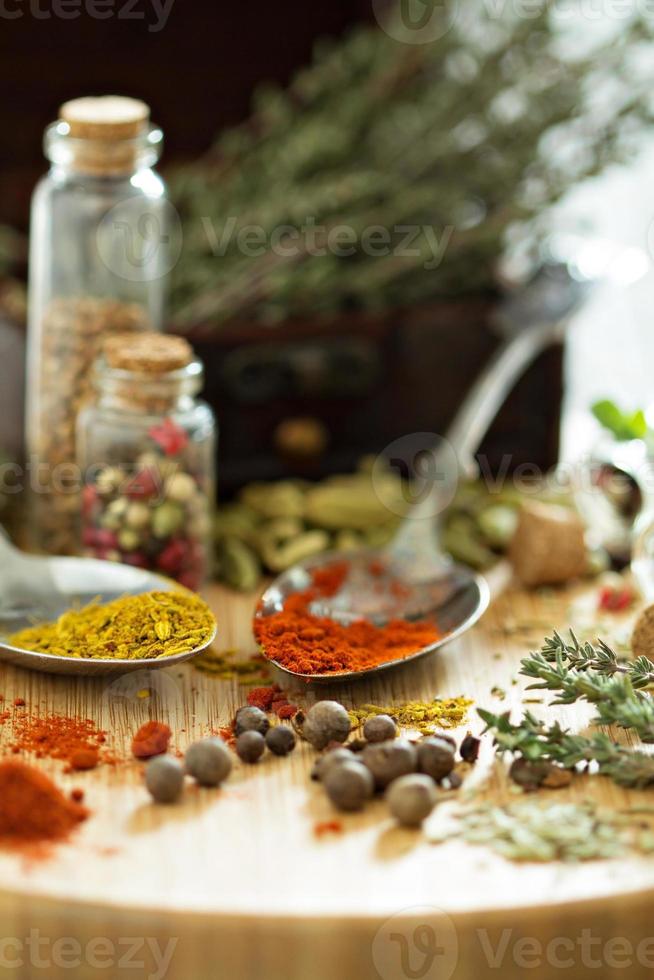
(189, 295, 563, 494)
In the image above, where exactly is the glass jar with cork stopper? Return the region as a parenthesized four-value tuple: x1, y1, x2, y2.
(77, 332, 215, 591)
(26, 95, 172, 555)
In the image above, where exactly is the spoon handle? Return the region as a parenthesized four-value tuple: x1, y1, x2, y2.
(388, 264, 591, 568)
(448, 262, 593, 473)
(446, 319, 563, 478)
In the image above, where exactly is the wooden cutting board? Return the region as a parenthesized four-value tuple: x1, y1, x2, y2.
(1, 572, 653, 980)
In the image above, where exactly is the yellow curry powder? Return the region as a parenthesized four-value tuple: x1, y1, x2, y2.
(7, 590, 216, 661)
(349, 697, 473, 735)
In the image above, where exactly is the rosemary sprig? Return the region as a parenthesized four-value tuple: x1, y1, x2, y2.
(478, 709, 654, 790)
(167, 4, 654, 329)
(519, 631, 654, 742)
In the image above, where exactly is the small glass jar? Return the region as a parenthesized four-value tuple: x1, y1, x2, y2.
(77, 333, 216, 591)
(26, 96, 170, 554)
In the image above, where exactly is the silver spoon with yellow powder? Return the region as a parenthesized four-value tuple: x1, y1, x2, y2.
(0, 535, 216, 675)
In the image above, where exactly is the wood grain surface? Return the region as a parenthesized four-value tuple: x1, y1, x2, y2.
(1, 569, 653, 980)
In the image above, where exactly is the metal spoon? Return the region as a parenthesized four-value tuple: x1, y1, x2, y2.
(256, 258, 594, 682)
(0, 535, 216, 676)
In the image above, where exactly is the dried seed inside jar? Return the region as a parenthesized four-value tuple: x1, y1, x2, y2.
(29, 298, 152, 555)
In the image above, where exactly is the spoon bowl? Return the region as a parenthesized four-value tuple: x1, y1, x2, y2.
(255, 255, 599, 682)
(256, 551, 489, 683)
(0, 545, 216, 675)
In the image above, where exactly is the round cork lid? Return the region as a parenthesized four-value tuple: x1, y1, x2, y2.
(104, 333, 194, 374)
(60, 96, 150, 141)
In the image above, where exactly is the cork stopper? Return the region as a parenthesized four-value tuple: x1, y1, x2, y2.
(57, 96, 152, 175)
(104, 332, 193, 374)
(60, 96, 149, 140)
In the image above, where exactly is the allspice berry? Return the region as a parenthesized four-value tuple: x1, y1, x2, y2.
(387, 774, 438, 827)
(311, 747, 353, 782)
(185, 738, 233, 787)
(236, 731, 266, 764)
(509, 501, 586, 587)
(265, 726, 296, 757)
(234, 706, 270, 737)
(324, 761, 374, 812)
(363, 714, 397, 743)
(145, 755, 185, 804)
(417, 737, 455, 782)
(362, 739, 418, 789)
(302, 701, 351, 750)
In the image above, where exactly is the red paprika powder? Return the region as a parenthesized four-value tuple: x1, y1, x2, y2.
(0, 761, 88, 851)
(4, 707, 115, 771)
(254, 561, 440, 675)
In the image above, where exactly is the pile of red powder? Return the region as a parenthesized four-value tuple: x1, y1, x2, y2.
(0, 760, 88, 853)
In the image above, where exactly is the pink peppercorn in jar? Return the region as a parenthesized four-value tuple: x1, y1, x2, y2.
(76, 332, 215, 591)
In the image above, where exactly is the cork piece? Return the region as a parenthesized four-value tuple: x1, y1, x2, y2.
(104, 332, 193, 374)
(60, 96, 150, 141)
(509, 501, 587, 587)
(631, 604, 654, 660)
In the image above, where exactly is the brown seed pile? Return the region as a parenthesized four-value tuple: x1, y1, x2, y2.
(28, 296, 151, 554)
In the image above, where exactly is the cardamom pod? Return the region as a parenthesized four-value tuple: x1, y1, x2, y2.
(155, 620, 172, 641)
(214, 503, 260, 543)
(260, 529, 330, 572)
(304, 479, 404, 530)
(441, 515, 495, 569)
(240, 481, 305, 519)
(219, 536, 262, 591)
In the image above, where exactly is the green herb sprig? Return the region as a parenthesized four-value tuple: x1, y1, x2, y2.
(591, 399, 649, 442)
(519, 631, 654, 742)
(478, 709, 654, 789)
(168, 4, 654, 329)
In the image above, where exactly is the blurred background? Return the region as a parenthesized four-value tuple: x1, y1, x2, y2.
(1, 0, 654, 587)
(0, 2, 373, 227)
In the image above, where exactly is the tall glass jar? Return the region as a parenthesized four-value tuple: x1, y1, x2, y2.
(26, 96, 170, 554)
(77, 333, 215, 591)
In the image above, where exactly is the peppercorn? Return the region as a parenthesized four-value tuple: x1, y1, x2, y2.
(324, 760, 374, 811)
(145, 755, 185, 804)
(363, 714, 397, 743)
(234, 706, 270, 737)
(386, 774, 438, 827)
(265, 726, 296, 757)
(362, 739, 418, 789)
(417, 737, 456, 782)
(509, 757, 552, 791)
(460, 734, 481, 763)
(311, 747, 353, 781)
(185, 738, 233, 787)
(236, 730, 266, 763)
(302, 701, 351, 750)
